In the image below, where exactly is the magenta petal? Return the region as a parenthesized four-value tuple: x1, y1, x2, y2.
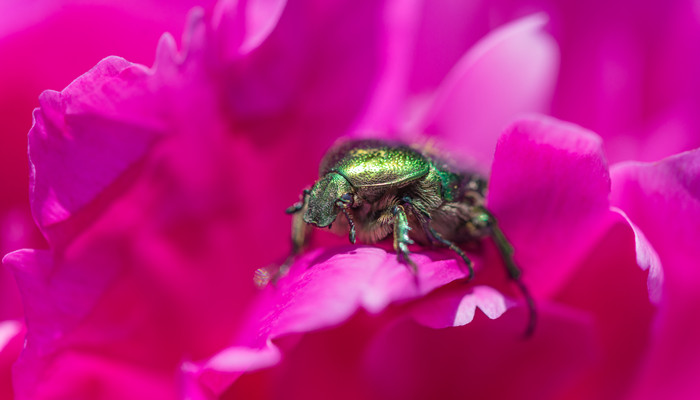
(405, 1, 491, 95)
(488, 115, 612, 297)
(2, 249, 94, 345)
(419, 14, 559, 170)
(0, 320, 24, 400)
(2, 248, 111, 398)
(411, 285, 515, 329)
(611, 208, 663, 303)
(364, 305, 595, 400)
(28, 56, 164, 239)
(550, 216, 655, 399)
(264, 247, 467, 337)
(20, 352, 178, 400)
(184, 342, 282, 396)
(610, 148, 700, 400)
(213, 0, 287, 58)
(186, 246, 471, 395)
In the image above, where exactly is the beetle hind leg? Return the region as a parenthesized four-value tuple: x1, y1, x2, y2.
(479, 207, 537, 337)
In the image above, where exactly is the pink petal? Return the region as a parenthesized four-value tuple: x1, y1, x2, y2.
(271, 247, 467, 326)
(221, 311, 394, 400)
(611, 208, 663, 303)
(405, 1, 492, 95)
(0, 320, 24, 400)
(28, 56, 165, 241)
(22, 352, 178, 400)
(410, 285, 515, 329)
(552, 218, 656, 399)
(213, 303, 594, 400)
(547, 0, 700, 163)
(219, 0, 418, 139)
(418, 14, 559, 170)
(213, 0, 287, 58)
(0, 209, 36, 321)
(610, 148, 700, 400)
(186, 246, 475, 395)
(0, 0, 209, 258)
(2, 249, 121, 398)
(487, 115, 613, 298)
(183, 342, 282, 396)
(362, 305, 596, 400)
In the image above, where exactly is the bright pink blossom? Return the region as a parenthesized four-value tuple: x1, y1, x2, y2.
(2, 1, 699, 399)
(0, 1, 213, 397)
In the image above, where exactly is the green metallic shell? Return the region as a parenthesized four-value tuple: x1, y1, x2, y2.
(320, 139, 430, 188)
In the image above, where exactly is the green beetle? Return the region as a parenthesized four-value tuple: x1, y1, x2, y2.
(278, 139, 535, 335)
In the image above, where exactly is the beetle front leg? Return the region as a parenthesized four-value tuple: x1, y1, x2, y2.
(392, 204, 418, 274)
(261, 190, 312, 286)
(285, 189, 311, 214)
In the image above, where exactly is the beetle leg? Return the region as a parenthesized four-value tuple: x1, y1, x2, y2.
(427, 226, 474, 281)
(479, 206, 537, 337)
(392, 204, 418, 274)
(285, 189, 311, 214)
(337, 202, 356, 244)
(399, 196, 437, 246)
(259, 191, 313, 287)
(401, 196, 474, 280)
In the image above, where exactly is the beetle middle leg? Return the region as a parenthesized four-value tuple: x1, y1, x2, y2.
(392, 204, 418, 274)
(400, 196, 475, 280)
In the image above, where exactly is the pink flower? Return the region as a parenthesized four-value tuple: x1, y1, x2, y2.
(2, 1, 698, 399)
(0, 0, 215, 397)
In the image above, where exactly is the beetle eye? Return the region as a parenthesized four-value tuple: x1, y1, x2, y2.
(339, 193, 353, 204)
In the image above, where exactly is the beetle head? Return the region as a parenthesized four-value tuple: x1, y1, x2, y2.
(304, 173, 353, 228)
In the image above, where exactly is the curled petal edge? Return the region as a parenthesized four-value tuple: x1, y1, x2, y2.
(611, 207, 664, 304)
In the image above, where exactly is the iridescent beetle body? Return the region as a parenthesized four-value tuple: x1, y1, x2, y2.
(280, 139, 536, 335)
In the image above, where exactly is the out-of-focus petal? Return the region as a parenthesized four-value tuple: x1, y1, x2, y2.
(363, 305, 595, 400)
(26, 9, 231, 250)
(417, 14, 559, 170)
(410, 285, 515, 329)
(611, 208, 663, 303)
(487, 115, 612, 297)
(2, 248, 134, 399)
(213, 0, 287, 58)
(610, 148, 700, 400)
(218, 305, 594, 400)
(0, 208, 39, 321)
(0, 320, 24, 400)
(0, 0, 214, 229)
(21, 351, 178, 400)
(525, 0, 700, 162)
(220, 0, 418, 134)
(405, 1, 491, 95)
(28, 56, 165, 238)
(553, 218, 655, 400)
